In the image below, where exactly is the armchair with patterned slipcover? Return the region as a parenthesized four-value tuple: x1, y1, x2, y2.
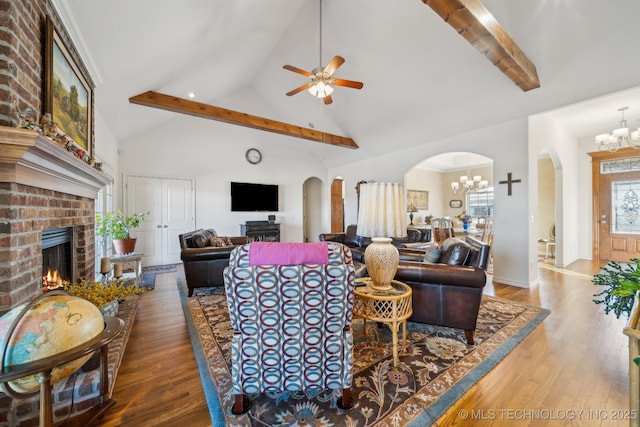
(223, 241, 356, 415)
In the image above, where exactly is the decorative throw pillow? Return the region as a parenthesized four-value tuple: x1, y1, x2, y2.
(210, 236, 234, 247)
(441, 244, 471, 266)
(423, 246, 441, 264)
(191, 232, 209, 248)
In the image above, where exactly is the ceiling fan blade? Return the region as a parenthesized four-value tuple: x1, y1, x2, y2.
(323, 56, 345, 76)
(283, 64, 313, 77)
(286, 83, 311, 96)
(324, 94, 333, 105)
(332, 78, 364, 90)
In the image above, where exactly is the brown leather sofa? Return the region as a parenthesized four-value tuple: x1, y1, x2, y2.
(179, 229, 248, 296)
(398, 227, 433, 249)
(394, 236, 491, 345)
(319, 224, 422, 263)
(319, 226, 490, 344)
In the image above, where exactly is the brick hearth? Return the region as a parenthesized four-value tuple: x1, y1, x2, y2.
(0, 127, 110, 314)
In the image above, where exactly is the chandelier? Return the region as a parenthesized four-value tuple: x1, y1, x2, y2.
(451, 153, 488, 194)
(595, 106, 640, 152)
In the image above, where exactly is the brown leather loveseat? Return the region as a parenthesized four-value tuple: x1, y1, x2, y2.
(179, 229, 248, 296)
(394, 236, 491, 345)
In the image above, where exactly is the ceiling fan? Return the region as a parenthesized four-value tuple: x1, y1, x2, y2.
(283, 0, 363, 105)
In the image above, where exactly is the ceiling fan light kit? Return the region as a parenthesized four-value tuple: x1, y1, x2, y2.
(307, 70, 334, 98)
(283, 0, 363, 104)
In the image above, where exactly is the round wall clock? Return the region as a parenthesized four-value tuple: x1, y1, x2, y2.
(245, 148, 262, 164)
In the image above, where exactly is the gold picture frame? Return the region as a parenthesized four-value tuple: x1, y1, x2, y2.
(44, 17, 93, 155)
(407, 189, 428, 210)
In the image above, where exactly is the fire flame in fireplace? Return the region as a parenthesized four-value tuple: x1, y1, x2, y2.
(43, 269, 67, 291)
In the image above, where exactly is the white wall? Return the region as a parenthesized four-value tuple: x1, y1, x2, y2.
(529, 114, 584, 268)
(577, 136, 596, 260)
(93, 109, 119, 201)
(405, 168, 442, 223)
(117, 112, 328, 242)
(329, 118, 533, 288)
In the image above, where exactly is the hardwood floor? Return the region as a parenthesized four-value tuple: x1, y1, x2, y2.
(95, 268, 211, 426)
(96, 260, 632, 426)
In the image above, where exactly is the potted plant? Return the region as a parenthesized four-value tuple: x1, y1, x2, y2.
(592, 259, 640, 319)
(593, 259, 640, 417)
(95, 210, 148, 254)
(457, 211, 472, 231)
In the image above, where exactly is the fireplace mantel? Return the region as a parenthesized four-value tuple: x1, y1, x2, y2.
(0, 126, 111, 198)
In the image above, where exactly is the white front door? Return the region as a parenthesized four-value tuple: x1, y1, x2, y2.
(127, 176, 193, 266)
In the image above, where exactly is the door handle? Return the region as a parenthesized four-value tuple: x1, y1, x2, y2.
(157, 225, 162, 228)
(163, 225, 168, 228)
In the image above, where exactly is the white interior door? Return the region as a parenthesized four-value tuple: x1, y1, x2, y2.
(163, 179, 192, 264)
(127, 176, 193, 266)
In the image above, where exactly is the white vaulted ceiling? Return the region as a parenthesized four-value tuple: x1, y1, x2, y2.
(57, 0, 640, 167)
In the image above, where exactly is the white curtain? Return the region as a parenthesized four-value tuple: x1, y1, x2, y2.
(357, 183, 407, 238)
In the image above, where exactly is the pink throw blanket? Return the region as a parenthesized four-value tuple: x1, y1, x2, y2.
(249, 242, 329, 266)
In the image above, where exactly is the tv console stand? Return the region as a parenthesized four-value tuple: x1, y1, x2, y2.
(240, 221, 280, 242)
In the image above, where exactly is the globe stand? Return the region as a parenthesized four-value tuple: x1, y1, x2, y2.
(0, 291, 124, 427)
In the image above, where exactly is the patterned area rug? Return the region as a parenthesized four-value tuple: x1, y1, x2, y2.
(178, 277, 549, 427)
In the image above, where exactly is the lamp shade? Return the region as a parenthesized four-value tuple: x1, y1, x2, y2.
(356, 183, 407, 291)
(356, 183, 407, 238)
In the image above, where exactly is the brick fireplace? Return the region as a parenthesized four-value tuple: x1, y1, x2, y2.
(0, 126, 111, 314)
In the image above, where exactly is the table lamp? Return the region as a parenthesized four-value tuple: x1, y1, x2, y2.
(356, 182, 407, 290)
(407, 204, 418, 225)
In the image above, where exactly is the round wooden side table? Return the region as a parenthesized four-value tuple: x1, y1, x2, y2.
(353, 277, 413, 367)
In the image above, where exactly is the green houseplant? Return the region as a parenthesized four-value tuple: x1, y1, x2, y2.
(95, 210, 148, 254)
(593, 258, 640, 367)
(592, 259, 640, 319)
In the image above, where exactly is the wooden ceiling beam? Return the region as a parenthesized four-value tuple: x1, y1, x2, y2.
(128, 91, 359, 149)
(423, 0, 540, 92)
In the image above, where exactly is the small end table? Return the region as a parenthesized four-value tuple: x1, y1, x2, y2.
(353, 277, 413, 367)
(110, 252, 143, 288)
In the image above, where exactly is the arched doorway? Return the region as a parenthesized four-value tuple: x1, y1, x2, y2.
(303, 177, 323, 242)
(537, 152, 558, 265)
(406, 152, 493, 224)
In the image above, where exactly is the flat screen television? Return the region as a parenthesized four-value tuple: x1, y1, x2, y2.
(231, 182, 279, 212)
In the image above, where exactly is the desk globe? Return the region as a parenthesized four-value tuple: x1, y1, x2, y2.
(0, 292, 105, 394)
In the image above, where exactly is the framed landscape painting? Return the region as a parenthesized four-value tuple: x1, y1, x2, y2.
(407, 189, 429, 210)
(45, 17, 93, 154)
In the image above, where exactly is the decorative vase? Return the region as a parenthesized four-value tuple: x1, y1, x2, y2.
(112, 238, 136, 254)
(463, 222, 469, 232)
(363, 237, 399, 291)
